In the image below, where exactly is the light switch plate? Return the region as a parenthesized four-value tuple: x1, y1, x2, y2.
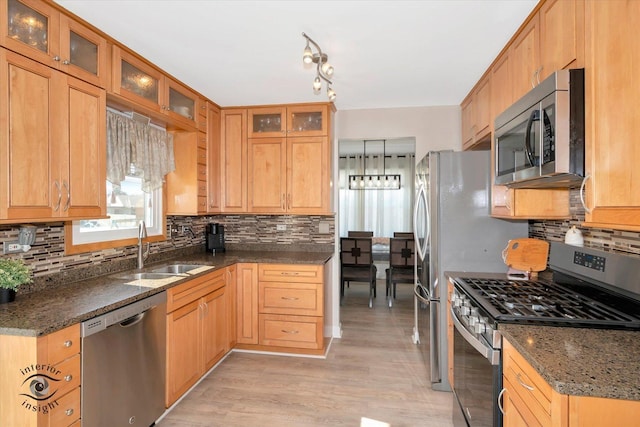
(276, 224, 287, 231)
(318, 221, 330, 234)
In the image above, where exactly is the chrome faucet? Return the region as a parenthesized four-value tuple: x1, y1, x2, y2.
(137, 220, 150, 269)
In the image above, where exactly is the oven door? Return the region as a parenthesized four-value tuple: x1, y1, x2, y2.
(451, 308, 501, 427)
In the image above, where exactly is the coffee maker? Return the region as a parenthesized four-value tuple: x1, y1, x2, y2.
(206, 223, 225, 253)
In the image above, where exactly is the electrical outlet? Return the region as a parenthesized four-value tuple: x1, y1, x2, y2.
(3, 241, 22, 254)
(318, 221, 330, 234)
(276, 224, 287, 231)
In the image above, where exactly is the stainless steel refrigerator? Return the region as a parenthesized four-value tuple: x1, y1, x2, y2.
(411, 150, 528, 392)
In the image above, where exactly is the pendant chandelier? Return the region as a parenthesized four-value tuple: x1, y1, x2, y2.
(348, 140, 401, 190)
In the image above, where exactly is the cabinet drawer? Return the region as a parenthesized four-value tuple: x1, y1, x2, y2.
(259, 282, 322, 316)
(40, 324, 80, 365)
(47, 386, 80, 427)
(258, 264, 323, 283)
(167, 270, 225, 313)
(258, 314, 322, 349)
(503, 340, 553, 424)
(54, 354, 81, 397)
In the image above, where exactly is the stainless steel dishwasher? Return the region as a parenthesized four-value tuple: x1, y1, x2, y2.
(82, 291, 166, 426)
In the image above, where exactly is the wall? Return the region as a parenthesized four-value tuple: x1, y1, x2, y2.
(336, 105, 461, 161)
(0, 214, 334, 292)
(529, 189, 640, 257)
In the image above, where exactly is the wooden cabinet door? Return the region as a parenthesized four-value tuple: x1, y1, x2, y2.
(461, 96, 474, 149)
(286, 104, 328, 137)
(166, 299, 202, 407)
(236, 263, 258, 345)
(59, 14, 108, 88)
(583, 0, 640, 231)
(202, 287, 226, 371)
(248, 106, 286, 138)
(491, 52, 513, 120)
(164, 77, 199, 129)
(166, 131, 206, 215)
(474, 75, 491, 140)
(248, 137, 286, 213)
(64, 74, 106, 219)
(207, 103, 221, 213)
(111, 46, 163, 114)
(0, 49, 59, 220)
(511, 14, 540, 101)
(226, 265, 237, 349)
(287, 136, 329, 214)
(538, 0, 584, 81)
(220, 109, 247, 212)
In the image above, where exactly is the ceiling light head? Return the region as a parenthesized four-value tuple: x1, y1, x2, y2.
(327, 86, 336, 101)
(321, 62, 334, 77)
(303, 41, 313, 64)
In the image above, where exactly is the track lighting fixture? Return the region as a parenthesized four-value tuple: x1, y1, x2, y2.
(302, 32, 336, 101)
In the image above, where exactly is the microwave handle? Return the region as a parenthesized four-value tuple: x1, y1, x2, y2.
(524, 110, 538, 167)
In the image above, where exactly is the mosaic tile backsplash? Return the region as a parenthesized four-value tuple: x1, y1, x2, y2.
(0, 215, 335, 282)
(529, 189, 640, 257)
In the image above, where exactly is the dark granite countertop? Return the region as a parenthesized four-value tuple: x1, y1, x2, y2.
(445, 271, 640, 402)
(0, 249, 333, 337)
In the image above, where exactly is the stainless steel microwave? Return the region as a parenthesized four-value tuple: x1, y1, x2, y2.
(494, 68, 584, 188)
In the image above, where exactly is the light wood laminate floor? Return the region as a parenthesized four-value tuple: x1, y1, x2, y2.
(157, 281, 453, 426)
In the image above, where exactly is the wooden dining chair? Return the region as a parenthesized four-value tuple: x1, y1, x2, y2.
(348, 231, 374, 238)
(385, 237, 415, 307)
(340, 237, 377, 308)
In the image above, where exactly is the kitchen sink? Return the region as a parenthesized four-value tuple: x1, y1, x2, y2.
(115, 272, 180, 281)
(150, 264, 209, 274)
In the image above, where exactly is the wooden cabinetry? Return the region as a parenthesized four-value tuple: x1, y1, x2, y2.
(226, 265, 237, 349)
(165, 131, 208, 215)
(0, 0, 108, 88)
(111, 46, 199, 130)
(207, 102, 222, 213)
(0, 324, 82, 426)
(220, 108, 248, 213)
(0, 48, 106, 223)
(582, 0, 640, 231)
(248, 136, 330, 214)
(461, 74, 491, 150)
(510, 14, 540, 100)
(568, 395, 640, 427)
(235, 263, 259, 345)
(248, 104, 329, 138)
(502, 339, 568, 427)
(166, 270, 227, 406)
(491, 187, 570, 219)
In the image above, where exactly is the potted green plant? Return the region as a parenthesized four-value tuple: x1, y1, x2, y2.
(0, 258, 32, 304)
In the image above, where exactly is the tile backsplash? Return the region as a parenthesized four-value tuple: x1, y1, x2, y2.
(529, 189, 640, 257)
(0, 215, 335, 281)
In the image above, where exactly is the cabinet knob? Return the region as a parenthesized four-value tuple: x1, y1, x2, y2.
(65, 408, 74, 416)
(52, 56, 60, 62)
(63, 340, 73, 348)
(64, 374, 72, 382)
(62, 59, 70, 65)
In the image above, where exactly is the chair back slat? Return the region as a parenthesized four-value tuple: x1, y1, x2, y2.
(348, 231, 374, 238)
(393, 232, 414, 239)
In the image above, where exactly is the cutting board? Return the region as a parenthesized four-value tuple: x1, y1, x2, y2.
(502, 238, 549, 272)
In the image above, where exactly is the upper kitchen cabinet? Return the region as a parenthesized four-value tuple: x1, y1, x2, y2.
(510, 13, 540, 100)
(491, 187, 569, 219)
(111, 45, 199, 130)
(0, 0, 108, 88)
(0, 48, 106, 223)
(220, 108, 248, 213)
(207, 102, 222, 213)
(461, 73, 491, 150)
(582, 0, 640, 231)
(165, 131, 208, 215)
(248, 104, 329, 138)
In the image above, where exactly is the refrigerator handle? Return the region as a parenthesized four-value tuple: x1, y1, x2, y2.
(414, 184, 429, 261)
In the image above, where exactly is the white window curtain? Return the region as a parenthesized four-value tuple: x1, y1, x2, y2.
(339, 154, 415, 237)
(106, 110, 175, 192)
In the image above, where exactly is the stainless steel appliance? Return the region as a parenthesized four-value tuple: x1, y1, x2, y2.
(206, 222, 225, 253)
(82, 292, 167, 427)
(494, 68, 584, 188)
(412, 150, 528, 392)
(449, 242, 640, 427)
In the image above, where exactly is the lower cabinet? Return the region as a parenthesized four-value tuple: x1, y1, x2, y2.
(165, 269, 228, 407)
(0, 324, 82, 427)
(235, 263, 326, 354)
(502, 339, 640, 427)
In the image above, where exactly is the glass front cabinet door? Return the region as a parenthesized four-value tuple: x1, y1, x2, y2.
(248, 107, 286, 138)
(248, 104, 329, 138)
(2, 0, 107, 87)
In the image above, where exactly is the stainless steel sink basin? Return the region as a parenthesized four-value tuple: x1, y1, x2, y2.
(116, 272, 180, 281)
(150, 264, 208, 274)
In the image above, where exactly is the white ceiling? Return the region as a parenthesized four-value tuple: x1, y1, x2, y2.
(54, 0, 537, 111)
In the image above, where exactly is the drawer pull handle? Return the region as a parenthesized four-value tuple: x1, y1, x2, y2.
(281, 297, 299, 301)
(64, 374, 72, 382)
(281, 329, 299, 334)
(281, 272, 300, 275)
(63, 340, 73, 347)
(497, 388, 506, 415)
(516, 373, 535, 391)
(65, 408, 74, 416)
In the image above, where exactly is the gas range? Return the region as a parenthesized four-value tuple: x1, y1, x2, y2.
(451, 242, 640, 338)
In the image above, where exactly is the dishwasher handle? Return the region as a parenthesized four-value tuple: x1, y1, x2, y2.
(119, 312, 145, 328)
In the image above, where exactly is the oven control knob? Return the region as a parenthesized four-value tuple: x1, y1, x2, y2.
(453, 295, 462, 307)
(460, 306, 470, 316)
(474, 321, 486, 334)
(468, 315, 478, 326)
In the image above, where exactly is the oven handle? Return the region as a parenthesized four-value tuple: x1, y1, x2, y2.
(450, 307, 500, 365)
